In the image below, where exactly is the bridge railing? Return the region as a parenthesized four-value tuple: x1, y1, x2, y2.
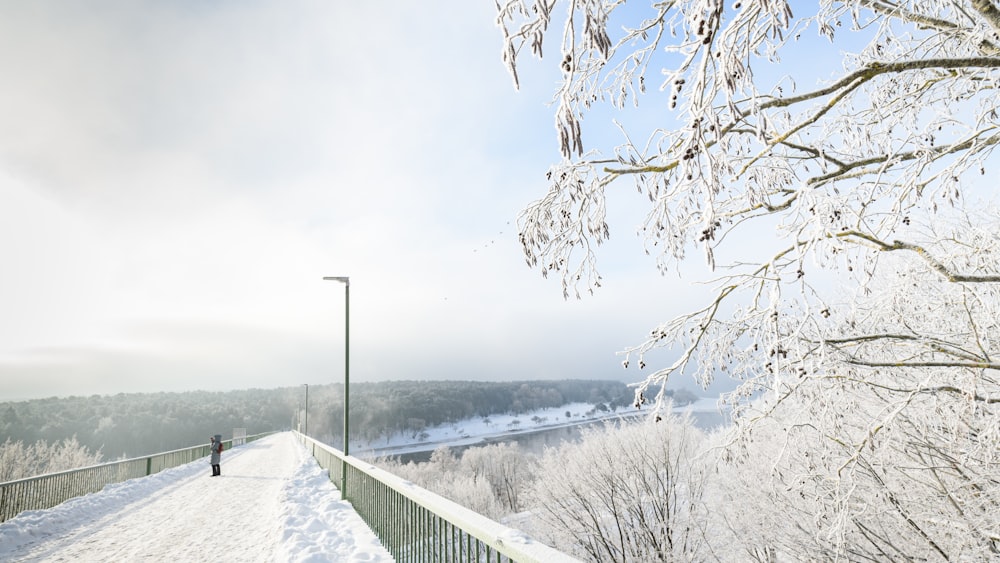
(294, 431, 580, 563)
(0, 431, 277, 523)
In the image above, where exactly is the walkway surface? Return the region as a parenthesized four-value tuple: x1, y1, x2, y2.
(0, 432, 394, 562)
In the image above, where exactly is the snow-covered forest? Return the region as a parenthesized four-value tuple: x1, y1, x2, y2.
(376, 413, 716, 561)
(0, 379, 679, 467)
(493, 0, 1000, 560)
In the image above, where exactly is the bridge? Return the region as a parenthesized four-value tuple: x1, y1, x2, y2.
(0, 432, 579, 562)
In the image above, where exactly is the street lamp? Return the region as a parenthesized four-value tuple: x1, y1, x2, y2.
(301, 383, 309, 436)
(323, 275, 349, 499)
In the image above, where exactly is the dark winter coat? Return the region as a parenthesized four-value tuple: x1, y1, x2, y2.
(210, 434, 223, 464)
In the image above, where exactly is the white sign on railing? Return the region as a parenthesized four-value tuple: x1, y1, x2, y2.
(232, 428, 247, 446)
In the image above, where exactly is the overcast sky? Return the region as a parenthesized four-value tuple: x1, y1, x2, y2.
(0, 1, 718, 400)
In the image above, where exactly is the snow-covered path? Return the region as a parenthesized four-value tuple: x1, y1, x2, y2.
(0, 432, 393, 562)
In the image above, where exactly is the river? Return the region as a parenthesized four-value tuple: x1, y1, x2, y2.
(389, 400, 728, 464)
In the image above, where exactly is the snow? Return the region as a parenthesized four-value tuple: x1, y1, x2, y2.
(354, 398, 725, 458)
(0, 397, 726, 561)
(0, 433, 393, 562)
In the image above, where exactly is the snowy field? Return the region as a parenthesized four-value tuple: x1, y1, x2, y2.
(0, 433, 392, 562)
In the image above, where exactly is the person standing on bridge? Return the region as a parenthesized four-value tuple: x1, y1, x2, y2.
(210, 434, 223, 477)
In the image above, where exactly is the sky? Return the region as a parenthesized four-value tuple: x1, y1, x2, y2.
(0, 1, 718, 400)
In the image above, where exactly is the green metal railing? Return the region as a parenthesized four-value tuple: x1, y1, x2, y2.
(295, 431, 579, 563)
(0, 431, 276, 523)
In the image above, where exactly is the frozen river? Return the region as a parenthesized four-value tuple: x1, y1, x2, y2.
(388, 397, 728, 463)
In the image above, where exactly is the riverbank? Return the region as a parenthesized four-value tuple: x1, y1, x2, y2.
(354, 397, 727, 461)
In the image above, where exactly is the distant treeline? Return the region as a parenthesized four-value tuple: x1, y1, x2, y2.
(0, 380, 697, 461)
(0, 388, 298, 461)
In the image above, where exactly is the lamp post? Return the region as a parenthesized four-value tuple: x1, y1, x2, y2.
(323, 275, 349, 499)
(302, 383, 309, 436)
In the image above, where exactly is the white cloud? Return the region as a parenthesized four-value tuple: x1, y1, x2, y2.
(0, 1, 705, 400)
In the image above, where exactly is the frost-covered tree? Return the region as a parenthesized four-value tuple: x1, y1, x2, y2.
(527, 418, 710, 562)
(496, 1, 1000, 558)
(709, 212, 1000, 560)
(374, 443, 536, 520)
(0, 436, 103, 481)
(460, 442, 536, 512)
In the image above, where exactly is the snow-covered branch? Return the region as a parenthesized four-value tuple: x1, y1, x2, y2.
(495, 3, 1000, 558)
